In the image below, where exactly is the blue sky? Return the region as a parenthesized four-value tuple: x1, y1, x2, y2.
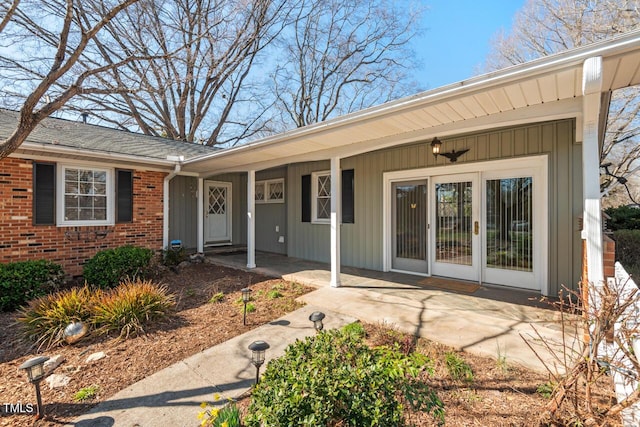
(413, 0, 526, 90)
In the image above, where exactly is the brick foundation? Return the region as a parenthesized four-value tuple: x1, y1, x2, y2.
(0, 157, 166, 277)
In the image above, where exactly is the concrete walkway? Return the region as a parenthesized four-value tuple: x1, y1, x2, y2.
(72, 305, 357, 427)
(71, 252, 575, 426)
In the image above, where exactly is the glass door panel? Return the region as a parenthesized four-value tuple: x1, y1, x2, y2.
(483, 174, 537, 289)
(431, 174, 479, 282)
(392, 181, 428, 274)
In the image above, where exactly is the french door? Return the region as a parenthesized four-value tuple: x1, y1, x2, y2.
(430, 174, 480, 282)
(386, 158, 545, 291)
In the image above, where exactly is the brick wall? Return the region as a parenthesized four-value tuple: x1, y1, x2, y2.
(0, 157, 167, 277)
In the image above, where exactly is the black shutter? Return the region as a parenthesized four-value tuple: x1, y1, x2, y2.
(341, 169, 354, 224)
(33, 162, 56, 225)
(116, 169, 133, 223)
(301, 174, 311, 222)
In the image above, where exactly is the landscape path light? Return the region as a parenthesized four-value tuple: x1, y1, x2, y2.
(19, 356, 49, 419)
(309, 311, 326, 332)
(248, 340, 270, 384)
(241, 288, 252, 326)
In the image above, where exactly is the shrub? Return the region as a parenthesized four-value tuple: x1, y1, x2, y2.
(92, 278, 175, 338)
(18, 286, 94, 350)
(245, 326, 444, 426)
(163, 247, 187, 267)
(209, 292, 225, 303)
(613, 229, 640, 277)
(83, 246, 154, 289)
(0, 260, 65, 312)
(605, 205, 640, 231)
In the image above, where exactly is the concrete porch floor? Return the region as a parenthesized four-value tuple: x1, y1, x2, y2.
(207, 250, 577, 373)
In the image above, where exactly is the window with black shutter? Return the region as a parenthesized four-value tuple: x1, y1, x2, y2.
(116, 169, 133, 223)
(33, 162, 55, 225)
(341, 169, 354, 224)
(301, 174, 311, 222)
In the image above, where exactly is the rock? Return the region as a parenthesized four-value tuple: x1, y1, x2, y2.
(86, 351, 106, 363)
(189, 253, 205, 263)
(45, 373, 70, 389)
(44, 354, 65, 374)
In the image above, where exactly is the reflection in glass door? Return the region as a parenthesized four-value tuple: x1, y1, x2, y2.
(392, 181, 428, 274)
(431, 174, 479, 282)
(484, 175, 535, 288)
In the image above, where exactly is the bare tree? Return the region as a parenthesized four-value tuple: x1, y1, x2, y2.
(0, 0, 147, 159)
(485, 0, 640, 199)
(271, 0, 423, 128)
(72, 0, 293, 146)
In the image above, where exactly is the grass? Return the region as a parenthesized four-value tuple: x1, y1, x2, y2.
(445, 351, 474, 382)
(209, 292, 225, 303)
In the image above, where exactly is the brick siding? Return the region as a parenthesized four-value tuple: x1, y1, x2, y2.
(0, 157, 166, 277)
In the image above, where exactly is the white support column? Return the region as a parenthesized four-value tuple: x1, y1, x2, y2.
(197, 178, 204, 253)
(330, 157, 341, 287)
(581, 56, 604, 287)
(247, 170, 256, 269)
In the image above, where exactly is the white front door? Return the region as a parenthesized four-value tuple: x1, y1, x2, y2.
(205, 181, 232, 245)
(430, 173, 480, 282)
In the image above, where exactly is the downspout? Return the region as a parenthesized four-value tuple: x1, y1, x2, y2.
(163, 156, 184, 249)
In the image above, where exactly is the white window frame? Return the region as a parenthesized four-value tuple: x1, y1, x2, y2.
(57, 164, 115, 226)
(255, 178, 285, 204)
(312, 170, 331, 224)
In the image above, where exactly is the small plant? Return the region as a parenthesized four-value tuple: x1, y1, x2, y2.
(496, 344, 509, 373)
(209, 292, 225, 303)
(245, 302, 256, 313)
(445, 351, 474, 382)
(163, 247, 187, 267)
(536, 381, 555, 399)
(18, 286, 94, 350)
(245, 327, 444, 426)
(342, 321, 366, 339)
(92, 278, 175, 338)
(74, 385, 99, 402)
(83, 245, 154, 289)
(0, 260, 65, 312)
(198, 395, 241, 427)
(266, 290, 282, 299)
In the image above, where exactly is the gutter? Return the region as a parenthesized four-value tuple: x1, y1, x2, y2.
(162, 156, 184, 250)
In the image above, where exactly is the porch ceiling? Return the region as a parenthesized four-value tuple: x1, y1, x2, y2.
(183, 31, 640, 176)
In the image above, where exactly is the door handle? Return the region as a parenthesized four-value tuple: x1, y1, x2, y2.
(474, 221, 479, 235)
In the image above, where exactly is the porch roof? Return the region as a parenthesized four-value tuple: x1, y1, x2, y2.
(184, 30, 640, 176)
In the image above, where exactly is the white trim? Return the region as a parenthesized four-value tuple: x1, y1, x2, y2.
(197, 178, 204, 252)
(382, 155, 549, 295)
(56, 164, 114, 227)
(247, 170, 256, 269)
(311, 170, 331, 224)
(330, 157, 341, 287)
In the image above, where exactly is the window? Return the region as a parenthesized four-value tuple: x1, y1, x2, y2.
(57, 165, 114, 226)
(302, 169, 354, 224)
(312, 171, 331, 223)
(255, 178, 285, 204)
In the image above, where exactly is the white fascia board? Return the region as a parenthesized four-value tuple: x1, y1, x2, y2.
(13, 142, 179, 169)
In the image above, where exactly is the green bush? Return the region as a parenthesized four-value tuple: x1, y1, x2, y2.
(162, 247, 187, 267)
(83, 246, 154, 289)
(18, 286, 94, 350)
(92, 278, 175, 338)
(0, 260, 65, 312)
(605, 205, 640, 231)
(613, 229, 640, 277)
(245, 326, 444, 426)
